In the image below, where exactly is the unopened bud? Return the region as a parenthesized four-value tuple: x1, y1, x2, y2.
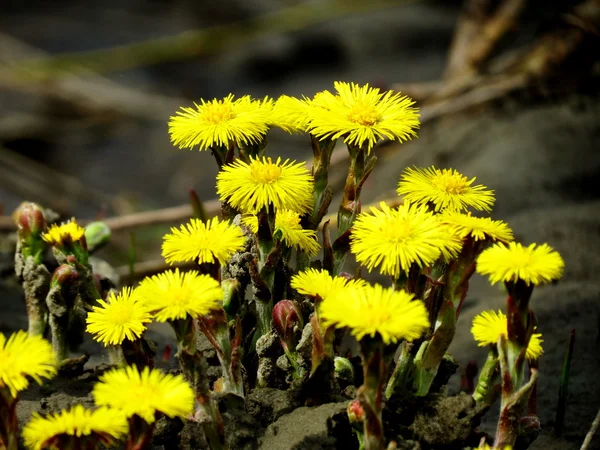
(272, 300, 303, 351)
(84, 221, 111, 253)
(14, 202, 46, 238)
(50, 264, 79, 289)
(347, 399, 364, 424)
(13, 202, 47, 262)
(221, 278, 241, 316)
(334, 356, 355, 385)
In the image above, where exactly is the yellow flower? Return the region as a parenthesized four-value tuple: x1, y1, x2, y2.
(137, 269, 222, 321)
(42, 220, 85, 246)
(320, 283, 429, 345)
(168, 94, 270, 151)
(22, 405, 127, 450)
(471, 310, 544, 360)
(242, 210, 319, 255)
(162, 217, 245, 265)
(217, 156, 314, 214)
(275, 210, 320, 255)
(440, 211, 513, 243)
(0, 331, 56, 398)
(290, 268, 366, 301)
(477, 242, 565, 286)
(398, 166, 495, 213)
(93, 366, 194, 424)
(308, 81, 419, 152)
(241, 214, 259, 233)
(86, 287, 152, 346)
(350, 201, 462, 279)
(269, 95, 312, 133)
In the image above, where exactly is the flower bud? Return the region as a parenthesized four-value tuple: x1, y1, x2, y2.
(14, 202, 46, 238)
(13, 202, 47, 262)
(347, 399, 364, 425)
(334, 356, 355, 385)
(50, 264, 79, 290)
(221, 278, 241, 316)
(272, 300, 303, 352)
(84, 222, 111, 253)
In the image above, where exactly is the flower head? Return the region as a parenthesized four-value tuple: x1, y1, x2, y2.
(471, 310, 543, 360)
(477, 242, 565, 286)
(42, 220, 85, 246)
(22, 405, 127, 450)
(162, 217, 245, 265)
(93, 365, 194, 424)
(308, 82, 419, 152)
(242, 210, 319, 255)
(398, 167, 495, 213)
(440, 211, 513, 243)
(217, 156, 313, 214)
(350, 201, 462, 278)
(137, 269, 222, 321)
(86, 287, 152, 346)
(168, 94, 270, 150)
(0, 331, 56, 397)
(320, 283, 429, 345)
(291, 268, 365, 301)
(269, 95, 312, 133)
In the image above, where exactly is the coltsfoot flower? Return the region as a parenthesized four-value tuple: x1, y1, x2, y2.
(320, 283, 429, 344)
(290, 268, 366, 301)
(350, 201, 462, 279)
(22, 405, 127, 450)
(217, 156, 313, 214)
(168, 94, 270, 150)
(243, 210, 320, 256)
(86, 287, 152, 346)
(0, 331, 56, 397)
(137, 269, 222, 321)
(476, 242, 565, 286)
(472, 310, 544, 360)
(398, 166, 495, 213)
(440, 211, 513, 243)
(93, 365, 194, 424)
(269, 95, 312, 133)
(162, 217, 245, 265)
(42, 220, 85, 246)
(308, 81, 419, 152)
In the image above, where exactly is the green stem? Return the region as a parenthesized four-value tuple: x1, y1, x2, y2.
(173, 319, 224, 450)
(310, 136, 335, 229)
(359, 338, 386, 450)
(337, 145, 366, 236)
(384, 341, 414, 399)
(107, 345, 128, 367)
(412, 300, 456, 396)
(473, 350, 500, 405)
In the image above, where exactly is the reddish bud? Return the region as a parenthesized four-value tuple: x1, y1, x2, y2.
(273, 300, 303, 351)
(50, 264, 79, 289)
(347, 399, 364, 424)
(14, 202, 46, 237)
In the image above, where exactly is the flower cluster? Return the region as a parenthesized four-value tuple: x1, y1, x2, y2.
(9, 82, 567, 450)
